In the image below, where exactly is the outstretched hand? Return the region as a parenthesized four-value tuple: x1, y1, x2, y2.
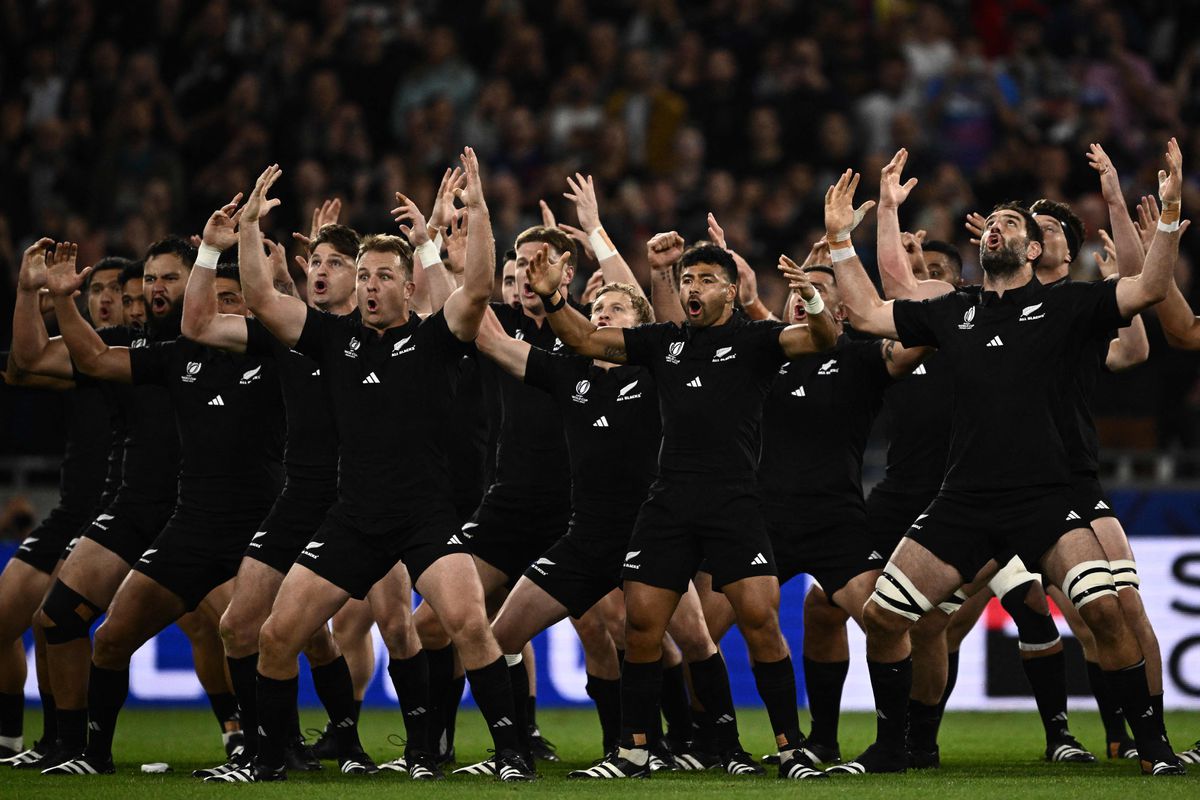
(202, 193, 244, 251)
(391, 192, 432, 246)
(456, 146, 487, 211)
(1085, 142, 1122, 203)
(1159, 136, 1183, 207)
(964, 211, 986, 247)
(1093, 229, 1119, 278)
(294, 198, 341, 252)
(879, 149, 919, 209)
(527, 243, 568, 296)
(44, 242, 85, 297)
(825, 169, 875, 241)
(563, 172, 602, 233)
(429, 166, 466, 236)
(17, 237, 55, 292)
(777, 255, 816, 300)
(244, 164, 282, 224)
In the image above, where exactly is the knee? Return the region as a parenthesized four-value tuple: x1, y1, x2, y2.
(303, 626, 340, 664)
(1077, 594, 1124, 638)
(259, 616, 300, 660)
(218, 608, 254, 653)
(864, 600, 912, 639)
(91, 620, 130, 666)
(39, 582, 101, 646)
(669, 621, 716, 662)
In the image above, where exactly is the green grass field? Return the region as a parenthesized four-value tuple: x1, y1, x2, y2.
(5, 708, 1197, 797)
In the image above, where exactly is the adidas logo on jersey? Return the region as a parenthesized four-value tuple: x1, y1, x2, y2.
(750, 552, 768, 566)
(686, 377, 702, 388)
(391, 335, 415, 357)
(868, 551, 883, 560)
(1019, 302, 1045, 322)
(617, 380, 642, 401)
(239, 365, 262, 384)
(791, 386, 806, 397)
(817, 359, 839, 375)
(986, 336, 1004, 347)
(1065, 510, 1081, 521)
(362, 372, 381, 384)
(666, 341, 685, 364)
(593, 416, 609, 427)
(207, 395, 225, 406)
(711, 345, 737, 363)
(912, 364, 927, 375)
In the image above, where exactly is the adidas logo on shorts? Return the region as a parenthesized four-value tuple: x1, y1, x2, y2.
(1095, 500, 1109, 510)
(447, 534, 463, 546)
(750, 552, 768, 566)
(1065, 510, 1081, 521)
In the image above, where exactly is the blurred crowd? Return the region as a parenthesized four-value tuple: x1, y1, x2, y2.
(3, 0, 1200, 460)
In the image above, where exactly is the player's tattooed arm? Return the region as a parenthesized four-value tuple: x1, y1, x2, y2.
(10, 237, 73, 379)
(527, 243, 629, 363)
(646, 231, 686, 324)
(239, 164, 309, 348)
(44, 241, 133, 383)
(444, 147, 496, 342)
(182, 194, 251, 353)
(881, 337, 933, 378)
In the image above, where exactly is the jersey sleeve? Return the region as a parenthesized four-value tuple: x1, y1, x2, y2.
(129, 339, 177, 386)
(892, 297, 944, 348)
(244, 317, 279, 358)
(294, 306, 335, 363)
(858, 339, 895, 393)
(1073, 279, 1130, 334)
(523, 346, 579, 396)
(417, 309, 471, 357)
(622, 322, 670, 368)
(749, 319, 787, 370)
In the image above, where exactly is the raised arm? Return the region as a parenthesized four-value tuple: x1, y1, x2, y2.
(528, 244, 628, 362)
(44, 242, 131, 382)
(562, 173, 644, 298)
(474, 306, 531, 380)
(240, 164, 308, 347)
(182, 194, 250, 353)
(1090, 231, 1149, 370)
(646, 231, 685, 324)
(443, 147, 495, 341)
(877, 149, 954, 300)
(1087, 143, 1145, 276)
(776, 257, 838, 357)
(10, 238, 72, 379)
(395, 168, 461, 314)
(1115, 138, 1183, 317)
(707, 212, 776, 321)
(825, 169, 901, 339)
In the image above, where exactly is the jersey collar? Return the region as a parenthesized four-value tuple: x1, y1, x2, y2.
(978, 273, 1043, 307)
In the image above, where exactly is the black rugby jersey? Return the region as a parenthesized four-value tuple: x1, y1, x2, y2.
(477, 302, 576, 503)
(245, 318, 338, 492)
(759, 335, 892, 521)
(130, 337, 284, 519)
(293, 307, 468, 520)
(98, 326, 179, 507)
(892, 276, 1127, 492)
(875, 349, 952, 494)
(524, 348, 660, 519)
(622, 312, 786, 479)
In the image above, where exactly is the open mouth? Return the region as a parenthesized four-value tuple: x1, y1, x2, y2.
(686, 299, 702, 317)
(793, 302, 807, 322)
(151, 296, 167, 313)
(522, 282, 537, 299)
(312, 279, 328, 294)
(986, 233, 1002, 249)
(366, 298, 378, 313)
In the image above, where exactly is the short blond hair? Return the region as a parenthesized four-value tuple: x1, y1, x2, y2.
(594, 282, 654, 324)
(357, 234, 414, 279)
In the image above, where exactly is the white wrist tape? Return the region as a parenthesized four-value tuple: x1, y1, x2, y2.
(433, 232, 444, 252)
(1158, 218, 1181, 233)
(832, 204, 870, 242)
(829, 246, 857, 263)
(802, 291, 825, 316)
(415, 240, 441, 269)
(195, 243, 221, 269)
(588, 227, 617, 261)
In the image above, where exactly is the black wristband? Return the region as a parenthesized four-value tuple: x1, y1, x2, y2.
(539, 290, 565, 313)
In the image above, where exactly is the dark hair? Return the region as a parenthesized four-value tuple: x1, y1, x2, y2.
(215, 263, 241, 284)
(803, 265, 836, 284)
(502, 249, 517, 264)
(145, 235, 197, 268)
(311, 223, 360, 260)
(358, 233, 414, 279)
(515, 226, 578, 267)
(677, 243, 737, 285)
(119, 259, 144, 285)
(1030, 198, 1085, 262)
(85, 256, 133, 289)
(594, 282, 654, 324)
(922, 240, 962, 276)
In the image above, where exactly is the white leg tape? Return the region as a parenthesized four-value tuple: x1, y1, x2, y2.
(988, 555, 1039, 600)
(937, 588, 969, 616)
(504, 653, 524, 667)
(1062, 560, 1116, 609)
(1018, 637, 1062, 653)
(1110, 559, 1140, 591)
(869, 562, 935, 622)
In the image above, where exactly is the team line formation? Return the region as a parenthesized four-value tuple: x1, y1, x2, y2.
(2, 139, 1199, 782)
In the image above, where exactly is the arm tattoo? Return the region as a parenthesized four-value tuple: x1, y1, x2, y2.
(883, 339, 897, 363)
(602, 345, 626, 360)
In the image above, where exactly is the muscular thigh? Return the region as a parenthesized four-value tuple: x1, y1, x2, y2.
(55, 537, 132, 608)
